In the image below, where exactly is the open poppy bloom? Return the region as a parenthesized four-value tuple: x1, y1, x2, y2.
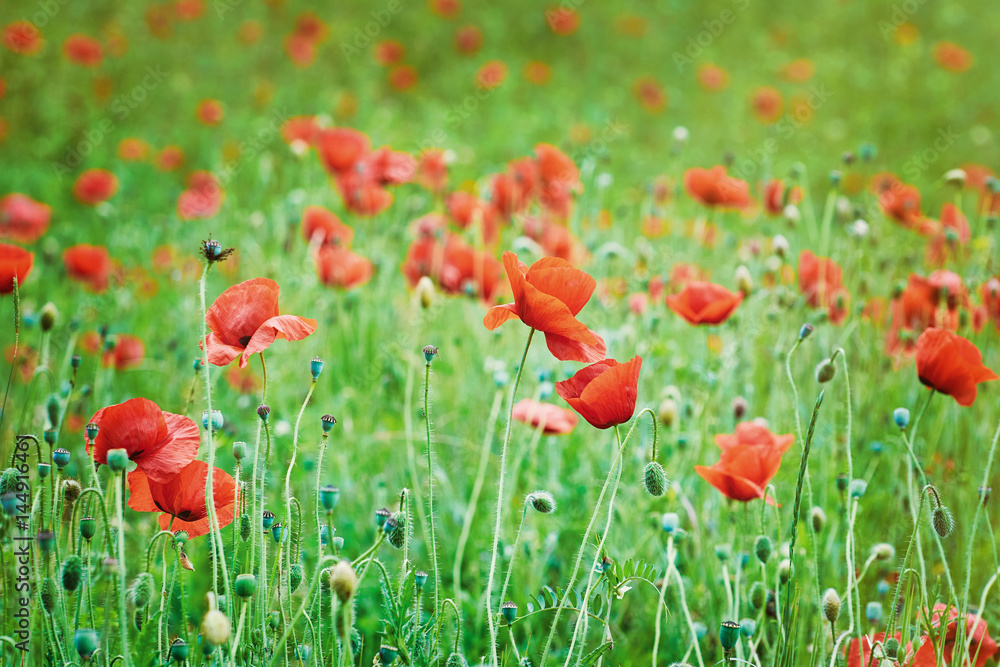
(72, 168, 118, 206)
(63, 244, 112, 292)
(512, 398, 578, 434)
(798, 250, 848, 323)
(86, 397, 200, 483)
(205, 277, 317, 368)
(127, 460, 236, 538)
(695, 421, 795, 503)
(910, 604, 997, 667)
(0, 193, 51, 243)
(879, 182, 923, 229)
(316, 127, 370, 175)
(484, 251, 606, 363)
(415, 148, 448, 192)
(683, 166, 751, 209)
(555, 356, 642, 429)
(401, 233, 504, 302)
(314, 245, 373, 290)
(302, 205, 354, 246)
(915, 328, 997, 406)
(63, 34, 103, 67)
(666, 281, 743, 325)
(102, 334, 145, 371)
(0, 243, 33, 294)
(845, 632, 911, 667)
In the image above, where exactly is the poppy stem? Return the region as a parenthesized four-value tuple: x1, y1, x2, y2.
(283, 379, 317, 575)
(497, 497, 531, 616)
(485, 327, 535, 667)
(115, 470, 130, 667)
(885, 484, 937, 642)
(422, 357, 442, 650)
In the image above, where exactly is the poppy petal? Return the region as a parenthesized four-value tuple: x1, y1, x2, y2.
(242, 314, 318, 367)
(544, 329, 607, 363)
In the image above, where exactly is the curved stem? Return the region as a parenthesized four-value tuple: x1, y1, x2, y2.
(423, 359, 442, 644)
(498, 500, 530, 612)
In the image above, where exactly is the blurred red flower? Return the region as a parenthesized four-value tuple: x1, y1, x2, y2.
(415, 149, 448, 192)
(63, 244, 112, 292)
(0, 243, 33, 294)
(683, 166, 751, 209)
(845, 632, 910, 667)
(0, 194, 50, 243)
(317, 127, 371, 176)
(314, 245, 374, 290)
(476, 60, 508, 89)
(205, 277, 317, 368)
(751, 87, 783, 123)
(63, 34, 103, 67)
(375, 39, 406, 66)
(455, 25, 482, 54)
(546, 7, 580, 35)
(73, 169, 118, 206)
(556, 356, 642, 429)
(302, 206, 354, 247)
(911, 604, 997, 667)
(666, 281, 743, 325)
(402, 232, 503, 301)
(127, 461, 236, 538)
(102, 334, 145, 371)
(86, 397, 200, 483)
(155, 145, 185, 172)
(388, 65, 419, 91)
(117, 138, 150, 162)
(933, 41, 973, 72)
(695, 421, 795, 503)
(915, 328, 997, 406)
(430, 0, 462, 18)
(195, 99, 224, 126)
(512, 398, 578, 434)
(4, 21, 43, 56)
(177, 171, 224, 220)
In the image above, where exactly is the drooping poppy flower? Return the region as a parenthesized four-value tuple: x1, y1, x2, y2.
(102, 334, 145, 371)
(555, 356, 642, 429)
(751, 87, 783, 124)
(915, 328, 997, 406)
(683, 166, 751, 209)
(695, 421, 795, 503)
(4, 21, 43, 56)
(0, 193, 50, 243)
(314, 245, 373, 290)
(0, 243, 33, 294)
(117, 138, 150, 162)
(666, 281, 743, 325)
(484, 252, 606, 363)
(454, 25, 482, 54)
(512, 398, 578, 434)
(910, 604, 997, 667)
(63, 244, 112, 292)
(301, 206, 354, 246)
(204, 277, 317, 368)
(316, 127, 371, 175)
(933, 41, 973, 73)
(476, 60, 508, 89)
(73, 169, 118, 206)
(127, 461, 236, 538)
(63, 34, 103, 67)
(86, 397, 200, 483)
(195, 99, 224, 126)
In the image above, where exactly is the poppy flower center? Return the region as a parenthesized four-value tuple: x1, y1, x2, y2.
(238, 335, 252, 346)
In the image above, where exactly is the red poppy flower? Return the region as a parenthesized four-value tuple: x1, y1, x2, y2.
(845, 632, 910, 667)
(915, 328, 997, 406)
(281, 116, 321, 153)
(0, 243, 33, 294)
(388, 65, 419, 91)
(127, 461, 236, 538)
(284, 32, 316, 66)
(335, 170, 394, 217)
(226, 363, 261, 395)
(401, 233, 504, 301)
(316, 128, 370, 176)
(524, 61, 552, 85)
(512, 399, 578, 434)
(751, 87, 783, 123)
(695, 421, 795, 503)
(455, 25, 482, 54)
(374, 39, 406, 66)
(73, 169, 118, 206)
(301, 206, 354, 246)
(0, 194, 50, 243)
(102, 334, 145, 371)
(430, 0, 461, 18)
(415, 149, 448, 192)
(666, 281, 743, 325)
(177, 171, 224, 220)
(204, 277, 317, 368)
(797, 250, 843, 308)
(63, 34, 102, 67)
(763, 179, 801, 216)
(314, 246, 373, 290)
(4, 21, 43, 56)
(5, 344, 37, 383)
(926, 202, 970, 265)
(933, 41, 973, 73)
(195, 99, 224, 126)
(536, 143, 582, 202)
(683, 166, 751, 209)
(545, 7, 580, 35)
(879, 182, 923, 228)
(910, 604, 997, 667)
(155, 145, 185, 171)
(63, 244, 112, 292)
(633, 77, 667, 112)
(555, 356, 642, 429)
(363, 147, 418, 186)
(697, 63, 730, 91)
(476, 60, 508, 89)
(86, 397, 200, 483)
(484, 252, 606, 363)
(117, 138, 150, 162)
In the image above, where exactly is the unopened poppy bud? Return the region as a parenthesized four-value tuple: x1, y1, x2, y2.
(944, 168, 967, 187)
(784, 204, 801, 226)
(772, 234, 789, 258)
(63, 479, 82, 504)
(528, 490, 557, 513)
(821, 588, 841, 623)
(865, 601, 883, 624)
(376, 507, 391, 527)
(232, 441, 247, 460)
(262, 510, 275, 530)
(106, 448, 128, 472)
(730, 397, 748, 421)
(170, 638, 189, 663)
(62, 555, 83, 591)
(85, 422, 99, 441)
(202, 409, 223, 431)
(174, 530, 189, 546)
(38, 530, 56, 553)
(320, 485, 340, 511)
(46, 395, 60, 428)
(932, 506, 955, 537)
(810, 507, 826, 532)
(849, 479, 867, 499)
(289, 563, 303, 592)
(658, 398, 678, 428)
(446, 652, 471, 667)
(749, 582, 766, 610)
(38, 462, 51, 479)
(268, 610, 281, 630)
(74, 628, 99, 660)
(883, 637, 900, 661)
(893, 407, 909, 428)
(379, 645, 399, 666)
(798, 323, 814, 341)
(40, 302, 58, 332)
(715, 543, 732, 562)
(257, 404, 270, 422)
(387, 513, 407, 549)
(416, 276, 435, 309)
(778, 559, 792, 584)
(815, 359, 836, 383)
(501, 600, 518, 624)
(643, 461, 668, 497)
(720, 620, 740, 651)
(202, 608, 231, 645)
(735, 265, 753, 294)
(661, 512, 679, 534)
(871, 543, 895, 561)
(330, 560, 357, 602)
(415, 570, 428, 590)
(754, 536, 772, 564)
(130, 572, 154, 608)
(80, 516, 96, 541)
(423, 345, 438, 363)
(52, 447, 70, 469)
(41, 577, 56, 612)
(309, 356, 324, 379)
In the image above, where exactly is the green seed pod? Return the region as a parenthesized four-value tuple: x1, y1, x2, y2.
(74, 628, 99, 660)
(239, 514, 252, 542)
(289, 563, 303, 593)
(47, 395, 61, 428)
(41, 577, 56, 613)
(446, 652, 471, 667)
(131, 572, 154, 608)
(719, 620, 740, 651)
(528, 490, 557, 514)
(754, 536, 772, 564)
(749, 582, 766, 610)
(106, 448, 129, 472)
(62, 555, 83, 591)
(268, 610, 281, 631)
(821, 588, 841, 623)
(79, 516, 96, 541)
(501, 600, 518, 624)
(714, 543, 732, 562)
(932, 506, 955, 538)
(235, 574, 257, 599)
(170, 638, 189, 663)
(643, 461, 668, 497)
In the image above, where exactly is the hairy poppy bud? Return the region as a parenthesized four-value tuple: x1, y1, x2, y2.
(784, 204, 801, 226)
(749, 582, 766, 610)
(871, 543, 895, 561)
(330, 560, 357, 602)
(893, 407, 909, 428)
(41, 577, 56, 613)
(257, 404, 270, 422)
(778, 559, 792, 584)
(772, 234, 789, 258)
(131, 572, 154, 608)
(735, 266, 753, 295)
(268, 610, 281, 631)
(643, 461, 668, 497)
(40, 302, 58, 332)
(106, 448, 128, 472)
(932, 506, 955, 537)
(310, 356, 324, 379)
(528, 490, 557, 513)
(732, 397, 748, 420)
(235, 573, 257, 599)
(658, 398, 678, 428)
(62, 555, 83, 591)
(423, 345, 438, 363)
(501, 600, 518, 624)
(387, 512, 407, 549)
(798, 323, 814, 341)
(74, 628, 99, 660)
(46, 395, 61, 429)
(446, 652, 471, 667)
(202, 609, 231, 646)
(754, 536, 772, 564)
(810, 507, 826, 533)
(815, 359, 836, 383)
(822, 588, 840, 623)
(170, 638, 189, 663)
(63, 479, 82, 504)
(80, 516, 96, 541)
(883, 637, 900, 661)
(416, 276, 435, 309)
(289, 563, 303, 592)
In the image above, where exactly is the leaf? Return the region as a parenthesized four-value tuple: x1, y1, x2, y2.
(580, 641, 613, 667)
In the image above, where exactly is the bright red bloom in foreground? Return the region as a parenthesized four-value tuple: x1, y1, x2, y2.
(0, 243, 33, 294)
(915, 328, 997, 406)
(127, 461, 236, 538)
(73, 169, 118, 205)
(910, 604, 997, 667)
(666, 281, 744, 325)
(63, 244, 112, 292)
(683, 166, 751, 209)
(86, 397, 200, 483)
(0, 194, 49, 243)
(102, 334, 145, 371)
(205, 277, 317, 368)
(512, 399, 578, 434)
(484, 252, 606, 363)
(63, 34, 103, 67)
(314, 246, 373, 290)
(556, 356, 642, 429)
(695, 421, 795, 503)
